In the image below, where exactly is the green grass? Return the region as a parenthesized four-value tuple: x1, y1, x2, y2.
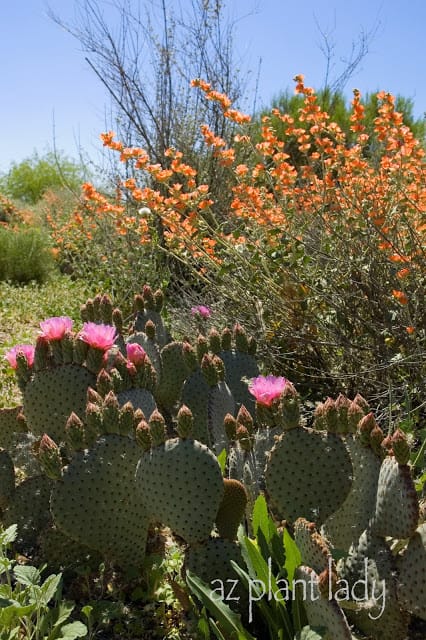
(0, 275, 94, 407)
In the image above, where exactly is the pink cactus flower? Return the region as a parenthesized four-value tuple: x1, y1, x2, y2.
(126, 343, 147, 366)
(248, 375, 287, 407)
(5, 344, 36, 369)
(191, 305, 211, 319)
(39, 316, 73, 340)
(78, 322, 117, 351)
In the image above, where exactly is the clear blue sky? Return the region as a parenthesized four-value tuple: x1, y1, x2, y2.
(1, 0, 425, 172)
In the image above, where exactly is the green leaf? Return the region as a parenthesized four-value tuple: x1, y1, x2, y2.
(186, 570, 255, 640)
(252, 495, 270, 542)
(283, 528, 301, 586)
(55, 621, 88, 639)
(40, 573, 63, 605)
(53, 600, 75, 628)
(0, 525, 17, 547)
(13, 564, 41, 586)
(217, 448, 227, 475)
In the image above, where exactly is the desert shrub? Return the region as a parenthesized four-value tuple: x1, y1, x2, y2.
(53, 77, 426, 413)
(0, 226, 56, 284)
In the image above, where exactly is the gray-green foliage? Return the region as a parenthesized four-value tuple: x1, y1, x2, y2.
(0, 524, 87, 639)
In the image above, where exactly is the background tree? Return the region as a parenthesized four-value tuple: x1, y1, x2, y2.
(0, 151, 85, 205)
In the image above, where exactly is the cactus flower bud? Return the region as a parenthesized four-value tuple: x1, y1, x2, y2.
(201, 353, 220, 387)
(85, 402, 103, 442)
(182, 342, 198, 372)
(144, 320, 156, 341)
(142, 284, 155, 310)
(38, 434, 62, 480)
(65, 412, 85, 451)
(347, 400, 364, 432)
(133, 294, 145, 313)
(224, 413, 237, 441)
(153, 289, 164, 312)
(353, 393, 370, 414)
(391, 428, 410, 465)
(149, 409, 166, 446)
(208, 328, 221, 354)
(235, 425, 252, 451)
(96, 369, 114, 397)
(119, 402, 136, 436)
(281, 381, 300, 430)
(100, 295, 113, 324)
(102, 391, 120, 433)
(112, 308, 124, 333)
(220, 327, 232, 351)
(135, 420, 152, 451)
(234, 323, 249, 353)
(236, 405, 254, 434)
(381, 434, 393, 456)
(335, 394, 351, 433)
(247, 336, 257, 356)
(370, 424, 384, 457)
(357, 412, 377, 446)
(313, 402, 326, 430)
(177, 405, 194, 439)
(323, 397, 338, 432)
(196, 335, 209, 362)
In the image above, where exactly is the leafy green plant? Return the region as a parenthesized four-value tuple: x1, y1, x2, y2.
(0, 226, 55, 284)
(0, 524, 87, 640)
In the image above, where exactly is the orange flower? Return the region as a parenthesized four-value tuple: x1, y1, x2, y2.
(406, 326, 415, 335)
(392, 290, 408, 305)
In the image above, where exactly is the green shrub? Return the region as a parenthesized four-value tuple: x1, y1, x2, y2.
(0, 226, 56, 284)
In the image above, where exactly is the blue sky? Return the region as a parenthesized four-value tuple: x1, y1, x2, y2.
(1, 0, 425, 172)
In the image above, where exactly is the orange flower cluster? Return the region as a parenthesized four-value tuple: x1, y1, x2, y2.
(52, 77, 425, 334)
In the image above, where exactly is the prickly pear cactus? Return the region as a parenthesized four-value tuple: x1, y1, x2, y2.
(294, 565, 353, 640)
(338, 528, 410, 639)
(36, 392, 151, 568)
(0, 449, 15, 510)
(265, 425, 353, 526)
(397, 523, 426, 621)
(135, 406, 224, 544)
(132, 285, 171, 347)
(51, 433, 149, 568)
(0, 406, 27, 450)
(1, 475, 53, 551)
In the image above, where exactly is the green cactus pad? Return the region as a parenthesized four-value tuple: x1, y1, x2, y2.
(338, 528, 409, 639)
(397, 523, 426, 621)
(136, 438, 224, 544)
(219, 350, 259, 414)
(323, 435, 382, 550)
(294, 565, 353, 639)
(23, 364, 96, 442)
(294, 518, 335, 576)
(51, 435, 149, 568)
(265, 427, 353, 526)
(185, 538, 248, 615)
(156, 341, 191, 408)
(181, 369, 210, 443)
(2, 475, 53, 551)
(133, 309, 171, 347)
(208, 381, 235, 453)
(38, 525, 103, 573)
(371, 456, 419, 540)
(0, 449, 15, 510)
(0, 406, 27, 449)
(117, 388, 156, 416)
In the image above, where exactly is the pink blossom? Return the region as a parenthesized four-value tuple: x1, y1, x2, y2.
(191, 305, 211, 319)
(126, 343, 147, 366)
(39, 316, 73, 340)
(78, 322, 117, 351)
(248, 375, 287, 407)
(5, 344, 36, 369)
